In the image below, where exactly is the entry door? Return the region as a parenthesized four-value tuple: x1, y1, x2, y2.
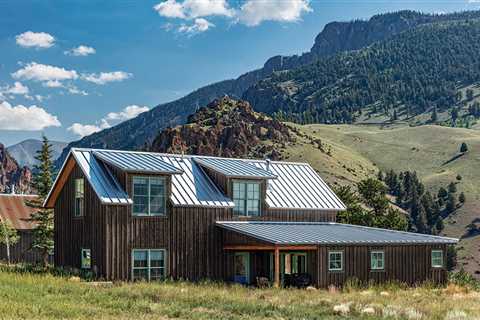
(234, 252, 250, 284)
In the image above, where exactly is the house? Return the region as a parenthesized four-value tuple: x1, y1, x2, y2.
(0, 194, 44, 263)
(44, 148, 458, 287)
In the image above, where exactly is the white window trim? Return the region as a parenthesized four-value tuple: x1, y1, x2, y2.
(131, 249, 167, 281)
(232, 180, 261, 217)
(328, 250, 344, 272)
(81, 248, 91, 269)
(431, 249, 444, 268)
(370, 250, 385, 271)
(132, 176, 167, 216)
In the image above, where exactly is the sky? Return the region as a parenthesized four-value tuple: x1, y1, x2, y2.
(0, 0, 479, 146)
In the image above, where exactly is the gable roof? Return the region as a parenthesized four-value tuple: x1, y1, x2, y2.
(0, 194, 38, 230)
(216, 221, 459, 245)
(45, 148, 345, 211)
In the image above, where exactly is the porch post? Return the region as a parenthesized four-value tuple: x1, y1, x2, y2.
(274, 246, 280, 288)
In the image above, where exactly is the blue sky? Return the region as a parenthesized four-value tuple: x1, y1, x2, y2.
(0, 0, 478, 146)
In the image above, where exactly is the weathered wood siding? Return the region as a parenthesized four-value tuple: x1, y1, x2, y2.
(0, 230, 48, 264)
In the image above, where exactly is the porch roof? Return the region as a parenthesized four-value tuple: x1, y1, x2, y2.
(216, 221, 458, 245)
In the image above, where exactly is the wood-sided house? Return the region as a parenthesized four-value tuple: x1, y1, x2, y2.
(44, 148, 457, 287)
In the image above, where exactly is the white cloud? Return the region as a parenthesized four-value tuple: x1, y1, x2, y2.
(179, 18, 214, 33)
(68, 105, 149, 138)
(154, 0, 233, 19)
(238, 0, 312, 26)
(15, 31, 55, 49)
(65, 45, 96, 56)
(106, 105, 149, 121)
(67, 86, 88, 96)
(12, 62, 78, 88)
(1, 82, 29, 95)
(0, 101, 61, 131)
(81, 71, 132, 85)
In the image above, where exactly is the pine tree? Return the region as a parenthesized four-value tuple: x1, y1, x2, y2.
(438, 187, 448, 199)
(456, 174, 462, 181)
(431, 107, 438, 123)
(448, 182, 457, 193)
(460, 142, 468, 153)
(459, 192, 466, 204)
(446, 193, 457, 214)
(29, 135, 55, 268)
(0, 219, 19, 265)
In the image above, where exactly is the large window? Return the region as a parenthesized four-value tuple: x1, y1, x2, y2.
(132, 249, 166, 281)
(431, 249, 444, 268)
(328, 251, 343, 271)
(370, 250, 385, 270)
(233, 181, 260, 216)
(74, 178, 84, 217)
(133, 176, 166, 216)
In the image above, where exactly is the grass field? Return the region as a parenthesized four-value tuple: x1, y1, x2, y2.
(1, 270, 480, 320)
(286, 124, 480, 276)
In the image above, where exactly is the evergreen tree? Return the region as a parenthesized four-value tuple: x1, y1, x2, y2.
(466, 88, 474, 101)
(448, 182, 457, 193)
(430, 107, 438, 122)
(29, 135, 55, 268)
(438, 187, 448, 199)
(459, 192, 466, 204)
(460, 142, 468, 153)
(446, 193, 457, 213)
(0, 219, 19, 265)
(456, 174, 462, 181)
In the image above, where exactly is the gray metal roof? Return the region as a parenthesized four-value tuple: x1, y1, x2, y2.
(158, 155, 234, 208)
(72, 149, 132, 205)
(247, 161, 345, 210)
(216, 221, 458, 245)
(93, 150, 183, 174)
(194, 157, 277, 179)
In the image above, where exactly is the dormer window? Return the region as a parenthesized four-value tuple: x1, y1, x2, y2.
(233, 180, 260, 216)
(133, 176, 166, 216)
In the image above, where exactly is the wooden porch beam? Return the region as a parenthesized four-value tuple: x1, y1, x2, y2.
(274, 246, 280, 288)
(223, 245, 317, 251)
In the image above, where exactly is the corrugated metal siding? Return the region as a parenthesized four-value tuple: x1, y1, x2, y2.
(250, 161, 345, 210)
(93, 150, 183, 174)
(0, 195, 37, 230)
(73, 150, 132, 205)
(194, 157, 277, 179)
(216, 221, 458, 245)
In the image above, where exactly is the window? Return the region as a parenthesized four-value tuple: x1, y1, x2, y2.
(370, 250, 385, 270)
(133, 176, 166, 216)
(132, 249, 166, 281)
(74, 178, 84, 217)
(431, 249, 444, 268)
(81, 249, 91, 269)
(233, 181, 260, 216)
(328, 251, 343, 271)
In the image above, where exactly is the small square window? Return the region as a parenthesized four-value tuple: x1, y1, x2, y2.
(431, 250, 444, 268)
(370, 250, 384, 270)
(328, 251, 343, 271)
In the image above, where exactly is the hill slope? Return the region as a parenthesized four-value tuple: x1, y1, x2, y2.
(297, 123, 480, 275)
(57, 10, 480, 164)
(7, 139, 67, 168)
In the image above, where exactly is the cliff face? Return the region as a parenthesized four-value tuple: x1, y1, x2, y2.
(0, 143, 32, 194)
(149, 97, 294, 160)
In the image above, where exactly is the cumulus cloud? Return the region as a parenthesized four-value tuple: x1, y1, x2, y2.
(1, 82, 29, 96)
(179, 18, 214, 34)
(238, 0, 312, 26)
(154, 0, 186, 18)
(64, 45, 96, 56)
(81, 71, 132, 85)
(67, 86, 88, 96)
(12, 62, 78, 88)
(0, 101, 61, 131)
(68, 105, 149, 138)
(154, 0, 233, 19)
(15, 31, 55, 49)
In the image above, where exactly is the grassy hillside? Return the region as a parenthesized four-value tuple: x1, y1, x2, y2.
(1, 270, 479, 320)
(290, 124, 480, 275)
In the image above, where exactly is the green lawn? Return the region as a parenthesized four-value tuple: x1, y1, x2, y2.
(1, 270, 480, 319)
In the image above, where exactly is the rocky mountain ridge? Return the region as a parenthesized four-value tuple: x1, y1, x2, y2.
(0, 143, 32, 194)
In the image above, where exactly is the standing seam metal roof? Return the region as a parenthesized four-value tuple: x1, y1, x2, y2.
(216, 221, 459, 245)
(194, 157, 277, 179)
(0, 194, 38, 230)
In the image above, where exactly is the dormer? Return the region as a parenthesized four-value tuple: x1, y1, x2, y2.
(193, 157, 277, 217)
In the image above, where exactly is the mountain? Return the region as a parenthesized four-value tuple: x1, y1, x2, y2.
(149, 97, 294, 160)
(57, 10, 480, 164)
(243, 18, 480, 124)
(0, 143, 32, 194)
(8, 139, 67, 168)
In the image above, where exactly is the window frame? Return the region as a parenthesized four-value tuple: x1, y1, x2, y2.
(131, 249, 167, 281)
(232, 179, 262, 217)
(370, 250, 385, 271)
(132, 176, 167, 217)
(81, 248, 91, 269)
(431, 249, 444, 268)
(74, 178, 85, 217)
(328, 250, 344, 272)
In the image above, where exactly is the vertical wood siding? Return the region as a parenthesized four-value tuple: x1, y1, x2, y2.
(0, 231, 48, 264)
